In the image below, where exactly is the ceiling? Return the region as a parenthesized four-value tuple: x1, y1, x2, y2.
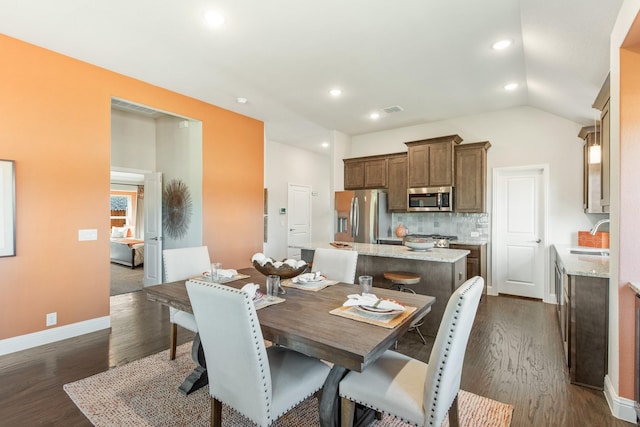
(0, 0, 622, 153)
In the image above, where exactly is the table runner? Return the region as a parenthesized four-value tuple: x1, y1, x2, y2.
(329, 305, 417, 328)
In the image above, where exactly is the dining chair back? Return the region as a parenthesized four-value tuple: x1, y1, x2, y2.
(185, 280, 331, 427)
(162, 246, 211, 359)
(311, 248, 358, 284)
(338, 276, 484, 427)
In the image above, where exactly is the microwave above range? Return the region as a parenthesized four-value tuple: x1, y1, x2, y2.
(407, 186, 453, 212)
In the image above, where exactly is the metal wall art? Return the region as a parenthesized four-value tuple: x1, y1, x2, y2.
(0, 160, 16, 257)
(162, 179, 192, 239)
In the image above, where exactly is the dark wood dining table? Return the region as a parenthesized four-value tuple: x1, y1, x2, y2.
(145, 267, 435, 427)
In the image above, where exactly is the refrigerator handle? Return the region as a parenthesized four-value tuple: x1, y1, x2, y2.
(354, 197, 359, 237)
(349, 197, 356, 238)
(373, 195, 379, 241)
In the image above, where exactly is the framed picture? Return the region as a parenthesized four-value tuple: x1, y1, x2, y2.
(0, 160, 15, 257)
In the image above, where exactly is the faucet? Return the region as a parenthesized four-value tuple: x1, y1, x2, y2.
(590, 218, 610, 235)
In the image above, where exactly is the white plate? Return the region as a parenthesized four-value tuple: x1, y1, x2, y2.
(354, 305, 404, 316)
(296, 274, 326, 284)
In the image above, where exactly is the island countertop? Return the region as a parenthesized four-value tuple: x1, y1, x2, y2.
(289, 241, 469, 263)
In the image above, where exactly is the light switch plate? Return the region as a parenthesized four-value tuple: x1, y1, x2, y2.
(471, 232, 480, 237)
(78, 229, 98, 241)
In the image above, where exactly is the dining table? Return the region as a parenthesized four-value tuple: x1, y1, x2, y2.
(145, 267, 435, 427)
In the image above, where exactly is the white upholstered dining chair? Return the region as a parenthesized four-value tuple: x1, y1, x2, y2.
(311, 248, 358, 284)
(162, 246, 211, 360)
(185, 280, 331, 427)
(339, 276, 484, 427)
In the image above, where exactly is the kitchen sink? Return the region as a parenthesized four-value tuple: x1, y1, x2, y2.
(569, 249, 610, 256)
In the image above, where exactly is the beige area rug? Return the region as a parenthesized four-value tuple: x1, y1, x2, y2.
(64, 343, 513, 427)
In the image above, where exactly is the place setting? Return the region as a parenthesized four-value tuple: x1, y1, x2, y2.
(281, 271, 338, 291)
(197, 262, 251, 283)
(329, 275, 417, 328)
(240, 275, 286, 310)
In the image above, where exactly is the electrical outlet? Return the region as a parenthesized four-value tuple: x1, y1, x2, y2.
(46, 312, 57, 326)
(471, 231, 480, 237)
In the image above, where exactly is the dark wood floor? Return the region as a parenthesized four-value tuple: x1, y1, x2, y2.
(0, 292, 633, 426)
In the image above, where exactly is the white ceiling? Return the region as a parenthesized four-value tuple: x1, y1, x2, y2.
(0, 0, 622, 152)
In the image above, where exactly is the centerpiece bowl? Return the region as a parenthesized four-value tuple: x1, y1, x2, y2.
(251, 254, 308, 279)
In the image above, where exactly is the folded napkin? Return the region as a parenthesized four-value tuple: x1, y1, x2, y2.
(343, 294, 404, 311)
(293, 272, 324, 283)
(241, 283, 260, 299)
(217, 268, 237, 279)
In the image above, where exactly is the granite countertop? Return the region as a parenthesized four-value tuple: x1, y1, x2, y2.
(290, 241, 469, 263)
(376, 236, 488, 246)
(553, 244, 610, 278)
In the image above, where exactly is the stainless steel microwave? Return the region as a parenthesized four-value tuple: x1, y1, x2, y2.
(407, 187, 453, 212)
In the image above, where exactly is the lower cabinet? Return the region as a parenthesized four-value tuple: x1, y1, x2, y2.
(568, 274, 609, 389)
(450, 243, 487, 294)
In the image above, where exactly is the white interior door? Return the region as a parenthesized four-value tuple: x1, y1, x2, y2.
(494, 167, 546, 299)
(143, 172, 163, 286)
(287, 184, 311, 260)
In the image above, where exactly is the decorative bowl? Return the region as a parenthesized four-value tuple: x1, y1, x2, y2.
(252, 259, 308, 279)
(403, 236, 435, 251)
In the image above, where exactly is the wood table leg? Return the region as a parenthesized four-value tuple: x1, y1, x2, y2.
(178, 333, 208, 395)
(319, 365, 376, 427)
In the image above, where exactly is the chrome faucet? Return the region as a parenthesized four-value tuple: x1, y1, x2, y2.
(590, 218, 610, 235)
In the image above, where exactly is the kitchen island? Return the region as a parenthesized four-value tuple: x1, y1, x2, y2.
(289, 242, 470, 337)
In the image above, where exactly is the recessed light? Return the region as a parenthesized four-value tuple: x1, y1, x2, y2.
(205, 11, 225, 27)
(236, 97, 248, 104)
(504, 82, 518, 91)
(329, 88, 342, 97)
(369, 112, 380, 120)
(321, 142, 330, 148)
(492, 39, 512, 50)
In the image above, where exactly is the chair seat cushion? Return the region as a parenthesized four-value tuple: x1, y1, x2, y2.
(267, 346, 331, 420)
(170, 307, 198, 333)
(339, 350, 428, 425)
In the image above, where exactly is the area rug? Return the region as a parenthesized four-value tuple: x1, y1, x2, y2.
(64, 343, 512, 427)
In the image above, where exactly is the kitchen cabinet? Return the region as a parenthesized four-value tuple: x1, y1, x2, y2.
(579, 126, 603, 213)
(343, 155, 388, 190)
(387, 153, 407, 211)
(405, 134, 462, 188)
(450, 243, 487, 294)
(592, 74, 610, 213)
(454, 141, 491, 213)
(552, 246, 609, 389)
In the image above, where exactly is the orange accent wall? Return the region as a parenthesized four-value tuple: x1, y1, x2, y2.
(619, 46, 640, 399)
(0, 35, 264, 340)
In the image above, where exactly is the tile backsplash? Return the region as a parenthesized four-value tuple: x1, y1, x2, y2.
(389, 212, 490, 241)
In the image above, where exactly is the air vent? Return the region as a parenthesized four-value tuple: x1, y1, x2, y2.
(111, 99, 160, 116)
(383, 105, 404, 114)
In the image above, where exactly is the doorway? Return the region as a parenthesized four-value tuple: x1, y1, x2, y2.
(287, 184, 312, 260)
(492, 165, 548, 300)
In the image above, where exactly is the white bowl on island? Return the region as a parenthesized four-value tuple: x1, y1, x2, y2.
(403, 236, 435, 252)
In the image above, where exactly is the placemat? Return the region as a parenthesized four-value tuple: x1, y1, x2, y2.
(329, 305, 417, 328)
(281, 278, 338, 291)
(194, 273, 251, 284)
(255, 296, 285, 310)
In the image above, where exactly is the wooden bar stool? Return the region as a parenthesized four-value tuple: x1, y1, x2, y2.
(383, 271, 427, 345)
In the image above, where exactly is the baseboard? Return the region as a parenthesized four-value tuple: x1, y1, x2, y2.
(0, 316, 111, 356)
(604, 374, 637, 423)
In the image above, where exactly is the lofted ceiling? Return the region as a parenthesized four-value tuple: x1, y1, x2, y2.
(0, 0, 622, 152)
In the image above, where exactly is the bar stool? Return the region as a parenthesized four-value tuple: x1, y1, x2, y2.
(383, 271, 427, 345)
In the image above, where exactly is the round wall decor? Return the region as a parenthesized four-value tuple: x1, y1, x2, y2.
(162, 179, 192, 239)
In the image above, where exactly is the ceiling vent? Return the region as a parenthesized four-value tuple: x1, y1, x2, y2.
(383, 105, 404, 114)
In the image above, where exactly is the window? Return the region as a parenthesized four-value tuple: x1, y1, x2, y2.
(110, 194, 132, 228)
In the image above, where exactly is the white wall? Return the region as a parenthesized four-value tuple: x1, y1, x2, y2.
(156, 117, 203, 250)
(110, 109, 156, 171)
(264, 140, 332, 260)
(351, 106, 601, 245)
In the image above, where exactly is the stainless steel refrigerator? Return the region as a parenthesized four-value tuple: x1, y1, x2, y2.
(335, 190, 392, 243)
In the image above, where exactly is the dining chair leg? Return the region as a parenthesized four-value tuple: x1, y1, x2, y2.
(340, 397, 356, 427)
(448, 393, 460, 427)
(169, 323, 178, 360)
(211, 397, 222, 427)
